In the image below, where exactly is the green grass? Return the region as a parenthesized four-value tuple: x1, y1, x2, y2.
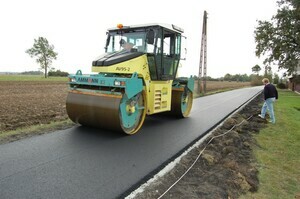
(241, 90, 300, 199)
(0, 119, 74, 144)
(0, 74, 68, 82)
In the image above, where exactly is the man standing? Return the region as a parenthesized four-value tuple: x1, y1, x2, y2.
(258, 78, 278, 123)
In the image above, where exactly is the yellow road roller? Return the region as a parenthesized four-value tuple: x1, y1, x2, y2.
(66, 23, 194, 134)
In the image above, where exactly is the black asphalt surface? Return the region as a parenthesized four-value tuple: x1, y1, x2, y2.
(0, 87, 262, 199)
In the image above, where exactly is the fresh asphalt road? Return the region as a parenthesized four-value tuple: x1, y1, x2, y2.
(0, 86, 262, 199)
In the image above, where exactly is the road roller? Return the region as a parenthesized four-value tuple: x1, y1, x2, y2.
(66, 23, 194, 134)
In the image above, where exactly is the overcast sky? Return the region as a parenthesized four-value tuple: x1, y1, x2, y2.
(0, 0, 278, 77)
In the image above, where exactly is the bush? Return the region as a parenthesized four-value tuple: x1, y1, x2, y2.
(277, 82, 287, 89)
(48, 70, 69, 77)
(250, 75, 263, 86)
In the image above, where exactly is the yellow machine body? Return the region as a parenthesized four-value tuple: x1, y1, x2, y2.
(92, 54, 173, 115)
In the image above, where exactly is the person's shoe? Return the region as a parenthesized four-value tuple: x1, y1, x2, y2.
(258, 114, 265, 119)
(269, 120, 275, 124)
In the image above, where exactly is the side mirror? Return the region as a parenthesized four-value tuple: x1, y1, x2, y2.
(146, 29, 155, 45)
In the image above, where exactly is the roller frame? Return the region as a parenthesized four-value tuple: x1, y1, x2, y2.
(68, 71, 143, 99)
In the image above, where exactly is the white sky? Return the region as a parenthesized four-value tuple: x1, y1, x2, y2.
(0, 0, 278, 78)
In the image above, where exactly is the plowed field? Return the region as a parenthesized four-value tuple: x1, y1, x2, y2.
(0, 81, 68, 132)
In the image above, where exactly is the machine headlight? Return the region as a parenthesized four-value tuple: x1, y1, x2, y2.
(114, 80, 125, 86)
(69, 77, 76, 82)
(114, 81, 121, 86)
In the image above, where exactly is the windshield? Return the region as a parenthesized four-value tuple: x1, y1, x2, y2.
(106, 30, 155, 53)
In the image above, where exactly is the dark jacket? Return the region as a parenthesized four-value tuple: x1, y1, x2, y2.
(264, 83, 278, 100)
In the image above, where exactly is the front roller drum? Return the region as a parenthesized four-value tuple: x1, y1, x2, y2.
(170, 89, 193, 118)
(119, 91, 146, 134)
(66, 90, 146, 135)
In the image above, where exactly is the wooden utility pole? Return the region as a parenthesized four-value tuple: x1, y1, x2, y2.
(198, 10, 208, 94)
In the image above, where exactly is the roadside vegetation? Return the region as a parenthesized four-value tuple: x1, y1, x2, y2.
(0, 120, 73, 144)
(242, 90, 300, 199)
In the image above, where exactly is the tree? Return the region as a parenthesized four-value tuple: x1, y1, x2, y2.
(273, 73, 280, 84)
(241, 73, 251, 82)
(262, 64, 273, 82)
(254, 0, 300, 75)
(26, 37, 58, 78)
(224, 73, 232, 81)
(252, 64, 261, 75)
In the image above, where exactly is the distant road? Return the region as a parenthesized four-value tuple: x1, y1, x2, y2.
(0, 87, 262, 199)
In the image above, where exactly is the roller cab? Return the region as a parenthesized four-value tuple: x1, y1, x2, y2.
(66, 23, 194, 134)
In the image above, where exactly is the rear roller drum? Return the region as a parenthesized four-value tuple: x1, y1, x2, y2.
(170, 88, 193, 118)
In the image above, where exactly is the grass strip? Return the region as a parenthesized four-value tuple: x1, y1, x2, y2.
(0, 119, 74, 144)
(241, 90, 300, 199)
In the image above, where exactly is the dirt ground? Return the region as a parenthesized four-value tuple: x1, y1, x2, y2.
(0, 80, 267, 198)
(131, 94, 267, 199)
(0, 81, 69, 132)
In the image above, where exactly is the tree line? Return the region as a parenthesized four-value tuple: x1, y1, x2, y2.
(194, 72, 280, 84)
